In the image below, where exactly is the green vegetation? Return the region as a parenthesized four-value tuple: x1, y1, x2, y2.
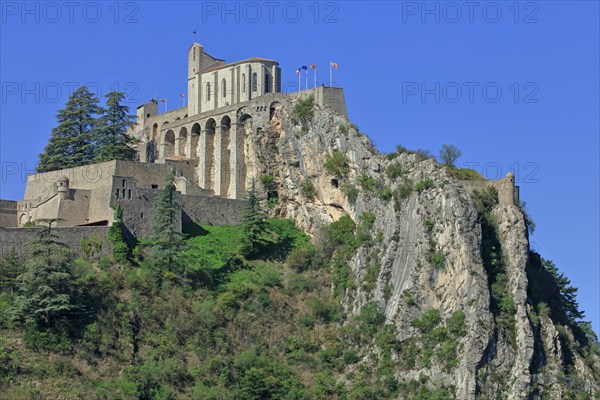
(293, 95, 314, 131)
(415, 179, 434, 192)
(405, 309, 466, 372)
(109, 205, 130, 264)
(386, 145, 432, 161)
(385, 162, 403, 179)
(393, 179, 414, 211)
(94, 91, 137, 162)
(378, 186, 393, 201)
(240, 180, 270, 260)
(358, 173, 384, 193)
(338, 124, 348, 134)
(438, 144, 462, 167)
(301, 178, 317, 200)
(0, 205, 436, 399)
(472, 187, 516, 346)
(37, 88, 136, 173)
(448, 167, 485, 181)
(341, 183, 359, 205)
(324, 151, 350, 178)
(149, 168, 187, 276)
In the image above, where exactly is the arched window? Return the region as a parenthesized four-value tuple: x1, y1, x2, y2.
(265, 73, 271, 93)
(222, 78, 227, 98)
(206, 83, 211, 101)
(252, 72, 258, 92)
(242, 74, 246, 93)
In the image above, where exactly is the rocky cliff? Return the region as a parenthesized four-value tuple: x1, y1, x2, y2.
(240, 94, 600, 399)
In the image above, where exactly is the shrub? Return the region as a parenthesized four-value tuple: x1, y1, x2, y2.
(341, 184, 359, 205)
(385, 162, 403, 179)
(294, 95, 314, 130)
(450, 167, 485, 181)
(338, 124, 348, 134)
(415, 179, 434, 192)
(430, 251, 445, 269)
(301, 179, 317, 200)
(358, 173, 384, 192)
(378, 186, 393, 201)
(411, 309, 442, 333)
(324, 151, 350, 178)
(446, 311, 466, 337)
(286, 246, 317, 272)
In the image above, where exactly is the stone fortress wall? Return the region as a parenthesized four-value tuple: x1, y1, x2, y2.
(0, 42, 517, 262)
(459, 172, 520, 206)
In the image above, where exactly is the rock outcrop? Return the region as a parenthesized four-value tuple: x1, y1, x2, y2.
(239, 94, 600, 399)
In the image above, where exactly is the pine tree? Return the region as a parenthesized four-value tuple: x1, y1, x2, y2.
(94, 91, 137, 162)
(151, 168, 186, 274)
(37, 86, 101, 172)
(0, 250, 25, 294)
(543, 258, 585, 322)
(9, 219, 80, 327)
(240, 179, 269, 259)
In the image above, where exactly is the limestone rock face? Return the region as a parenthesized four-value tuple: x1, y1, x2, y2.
(240, 95, 599, 399)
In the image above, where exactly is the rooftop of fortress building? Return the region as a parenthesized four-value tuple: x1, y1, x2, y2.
(201, 57, 279, 73)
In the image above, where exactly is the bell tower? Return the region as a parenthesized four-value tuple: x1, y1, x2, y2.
(188, 43, 204, 116)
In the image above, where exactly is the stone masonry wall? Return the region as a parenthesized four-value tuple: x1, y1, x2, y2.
(0, 200, 17, 227)
(0, 226, 111, 260)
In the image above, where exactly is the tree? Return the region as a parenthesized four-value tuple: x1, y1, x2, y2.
(9, 219, 80, 327)
(94, 91, 137, 162)
(151, 168, 186, 274)
(37, 86, 101, 172)
(109, 205, 130, 264)
(0, 250, 24, 294)
(438, 144, 462, 167)
(543, 258, 585, 322)
(240, 179, 269, 259)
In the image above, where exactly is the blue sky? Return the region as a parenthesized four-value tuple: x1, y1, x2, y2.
(1, 1, 598, 333)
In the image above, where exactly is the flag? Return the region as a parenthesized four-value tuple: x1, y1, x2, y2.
(179, 93, 185, 97)
(301, 65, 308, 70)
(330, 62, 339, 70)
(310, 64, 316, 69)
(160, 99, 167, 102)
(296, 69, 301, 76)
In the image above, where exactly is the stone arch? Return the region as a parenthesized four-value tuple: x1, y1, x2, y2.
(191, 122, 201, 159)
(235, 113, 252, 197)
(178, 127, 188, 157)
(19, 213, 26, 226)
(164, 129, 175, 158)
(203, 118, 216, 190)
(151, 123, 158, 140)
(218, 115, 232, 197)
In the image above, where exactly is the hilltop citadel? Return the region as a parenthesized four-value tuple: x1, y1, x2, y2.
(0, 43, 517, 256)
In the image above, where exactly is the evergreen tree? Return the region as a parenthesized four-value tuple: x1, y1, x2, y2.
(151, 168, 186, 274)
(0, 250, 25, 294)
(240, 179, 269, 259)
(94, 91, 137, 162)
(37, 86, 101, 172)
(9, 219, 80, 327)
(109, 205, 130, 264)
(543, 258, 585, 322)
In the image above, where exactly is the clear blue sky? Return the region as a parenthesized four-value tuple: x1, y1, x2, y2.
(1, 1, 598, 333)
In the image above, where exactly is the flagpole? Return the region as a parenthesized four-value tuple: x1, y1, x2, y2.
(314, 66, 317, 88)
(298, 71, 301, 92)
(305, 69, 308, 91)
(329, 64, 332, 87)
